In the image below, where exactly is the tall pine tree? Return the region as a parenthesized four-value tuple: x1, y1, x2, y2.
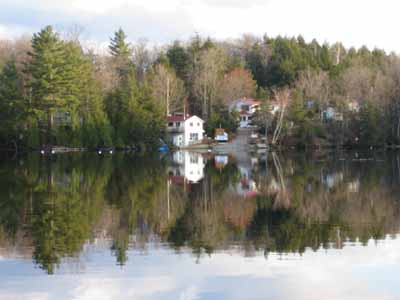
(25, 26, 70, 146)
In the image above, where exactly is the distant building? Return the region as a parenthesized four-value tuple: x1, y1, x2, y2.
(322, 107, 343, 122)
(214, 155, 229, 169)
(229, 98, 261, 128)
(304, 100, 316, 109)
(214, 128, 229, 142)
(268, 101, 282, 115)
(347, 101, 360, 113)
(166, 114, 205, 148)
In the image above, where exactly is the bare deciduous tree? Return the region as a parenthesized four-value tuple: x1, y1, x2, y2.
(217, 67, 257, 105)
(193, 47, 226, 121)
(152, 64, 186, 116)
(296, 68, 330, 116)
(271, 88, 291, 145)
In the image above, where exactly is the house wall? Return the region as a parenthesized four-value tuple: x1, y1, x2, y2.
(172, 134, 184, 147)
(184, 151, 205, 183)
(171, 151, 205, 183)
(183, 116, 204, 146)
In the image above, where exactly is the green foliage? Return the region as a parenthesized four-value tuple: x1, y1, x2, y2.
(359, 101, 385, 145)
(288, 93, 325, 146)
(167, 41, 190, 80)
(0, 58, 25, 148)
(206, 112, 238, 136)
(2, 25, 400, 150)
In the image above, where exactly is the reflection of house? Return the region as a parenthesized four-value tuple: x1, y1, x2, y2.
(166, 114, 205, 148)
(347, 179, 360, 193)
(229, 98, 260, 128)
(235, 166, 258, 198)
(321, 171, 344, 189)
(168, 151, 205, 183)
(214, 155, 229, 169)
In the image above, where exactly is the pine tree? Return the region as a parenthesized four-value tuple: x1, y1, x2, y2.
(79, 52, 113, 147)
(106, 29, 139, 147)
(0, 58, 25, 149)
(109, 28, 131, 58)
(25, 26, 69, 146)
(109, 28, 132, 79)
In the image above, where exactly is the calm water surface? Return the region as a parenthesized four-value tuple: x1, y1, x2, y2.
(0, 151, 400, 300)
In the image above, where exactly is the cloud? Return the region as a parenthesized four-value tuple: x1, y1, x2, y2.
(0, 1, 196, 44)
(0, 0, 400, 52)
(183, 0, 271, 9)
(1, 238, 400, 300)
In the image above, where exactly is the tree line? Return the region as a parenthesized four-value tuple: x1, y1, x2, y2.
(1, 26, 400, 150)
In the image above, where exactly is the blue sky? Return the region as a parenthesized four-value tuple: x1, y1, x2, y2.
(0, 0, 399, 52)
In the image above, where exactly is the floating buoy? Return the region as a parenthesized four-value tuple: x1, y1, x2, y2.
(51, 150, 55, 154)
(207, 149, 212, 153)
(98, 150, 102, 155)
(109, 150, 113, 154)
(40, 150, 45, 155)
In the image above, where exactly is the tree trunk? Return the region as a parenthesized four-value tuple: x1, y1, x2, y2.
(47, 108, 53, 147)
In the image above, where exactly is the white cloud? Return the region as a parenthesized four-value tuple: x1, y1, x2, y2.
(1, 237, 400, 300)
(0, 0, 400, 51)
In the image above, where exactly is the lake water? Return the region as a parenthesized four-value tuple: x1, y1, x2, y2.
(1, 150, 400, 300)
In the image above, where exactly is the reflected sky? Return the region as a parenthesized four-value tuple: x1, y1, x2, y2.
(1, 238, 400, 300)
(0, 151, 400, 299)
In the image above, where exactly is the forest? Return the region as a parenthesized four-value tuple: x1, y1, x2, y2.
(1, 25, 400, 150)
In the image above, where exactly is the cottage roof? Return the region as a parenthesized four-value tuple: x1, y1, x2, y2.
(215, 128, 226, 135)
(167, 114, 205, 123)
(241, 98, 260, 106)
(167, 114, 190, 122)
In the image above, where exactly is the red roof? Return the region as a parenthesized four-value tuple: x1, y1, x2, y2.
(243, 190, 259, 198)
(241, 98, 260, 106)
(169, 176, 185, 184)
(167, 114, 190, 122)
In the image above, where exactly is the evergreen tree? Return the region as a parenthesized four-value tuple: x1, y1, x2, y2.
(109, 28, 132, 79)
(0, 58, 25, 149)
(25, 26, 70, 146)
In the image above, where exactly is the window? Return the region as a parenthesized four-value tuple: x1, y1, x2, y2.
(168, 122, 173, 127)
(190, 123, 193, 126)
(190, 133, 199, 141)
(197, 122, 200, 126)
(176, 122, 181, 127)
(242, 105, 250, 112)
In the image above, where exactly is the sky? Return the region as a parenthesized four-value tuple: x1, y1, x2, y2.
(0, 0, 399, 52)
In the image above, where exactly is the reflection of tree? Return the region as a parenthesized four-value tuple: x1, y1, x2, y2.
(30, 155, 110, 274)
(168, 161, 241, 257)
(105, 155, 171, 265)
(0, 152, 400, 272)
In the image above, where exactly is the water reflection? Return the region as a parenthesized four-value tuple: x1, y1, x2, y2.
(0, 151, 399, 276)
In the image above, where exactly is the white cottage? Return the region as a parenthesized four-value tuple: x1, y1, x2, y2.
(229, 98, 261, 128)
(167, 114, 205, 148)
